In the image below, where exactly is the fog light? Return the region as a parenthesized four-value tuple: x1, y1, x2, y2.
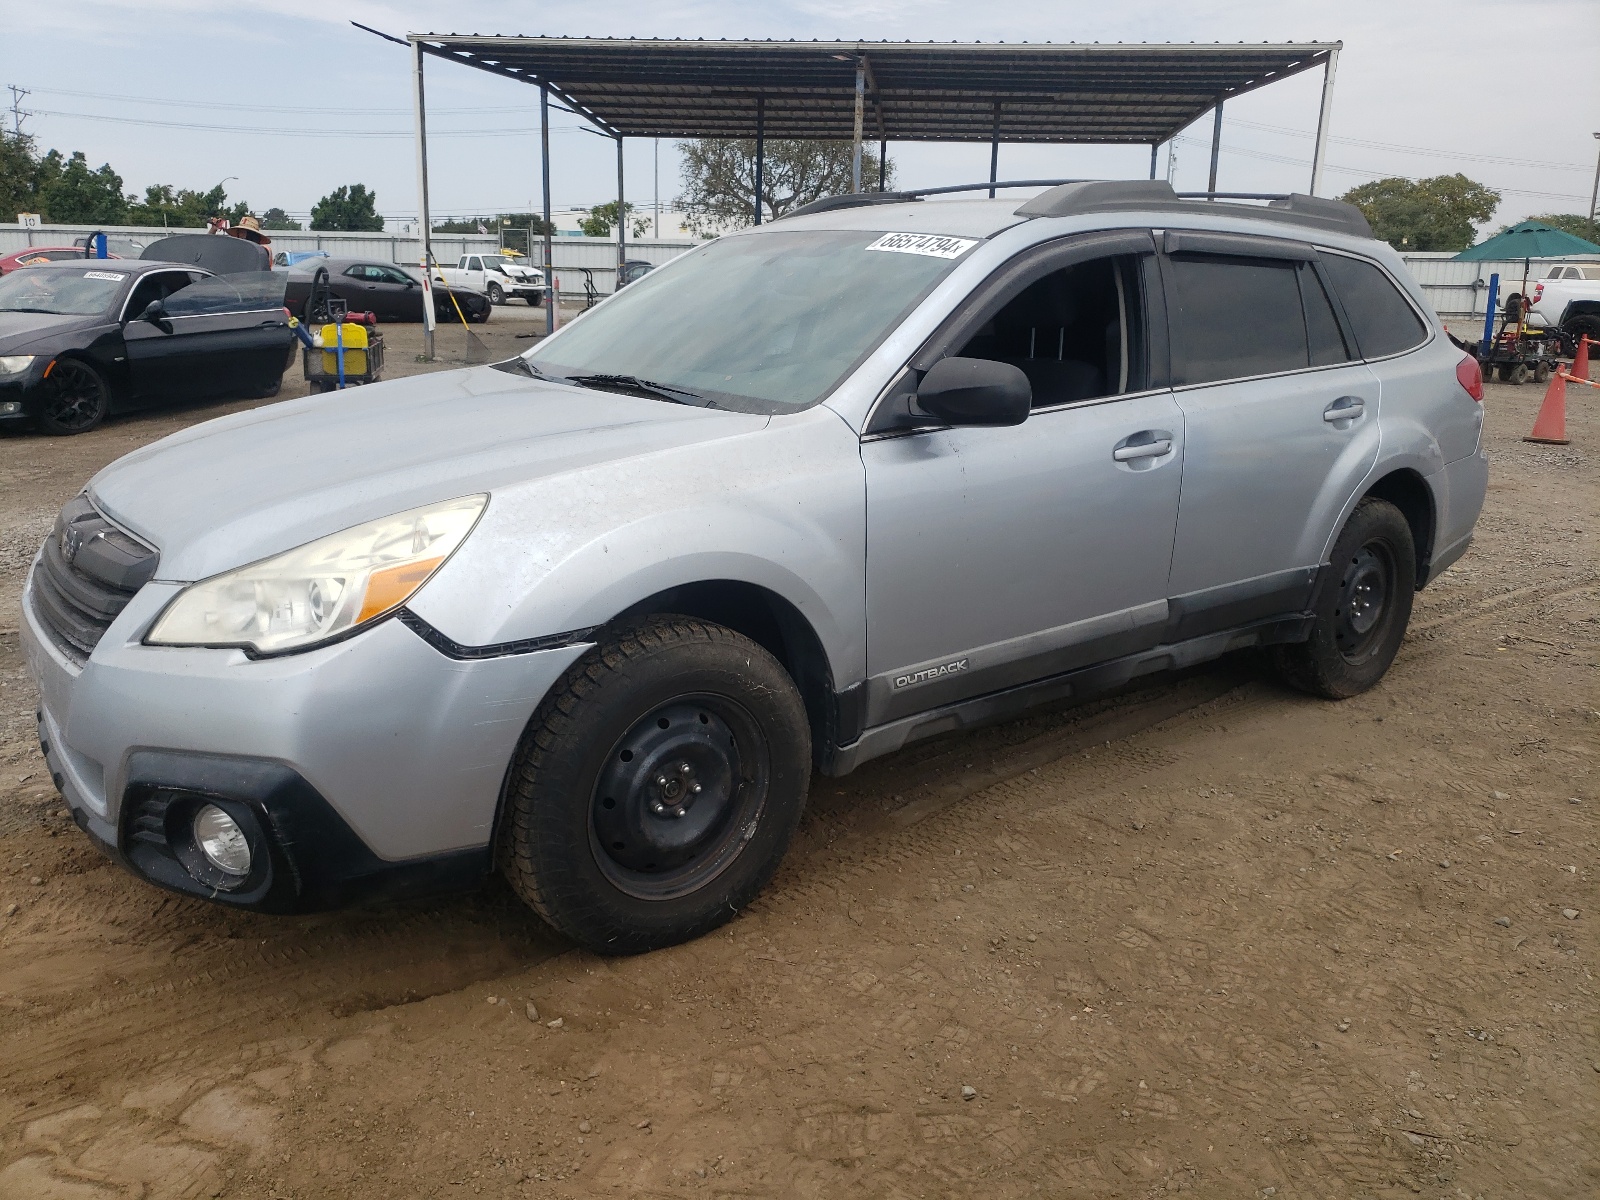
(193, 804, 251, 877)
(0, 401, 21, 415)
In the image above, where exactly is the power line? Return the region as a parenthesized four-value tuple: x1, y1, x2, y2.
(1171, 135, 1591, 204)
(29, 107, 591, 139)
(27, 85, 539, 118)
(1221, 116, 1592, 174)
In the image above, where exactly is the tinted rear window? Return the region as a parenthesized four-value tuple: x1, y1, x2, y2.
(1301, 264, 1351, 367)
(1167, 255, 1308, 385)
(1321, 254, 1428, 359)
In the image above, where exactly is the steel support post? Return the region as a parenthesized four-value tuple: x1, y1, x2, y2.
(989, 102, 1001, 198)
(541, 84, 555, 335)
(1207, 99, 1223, 195)
(754, 96, 765, 225)
(851, 59, 865, 193)
(878, 136, 887, 191)
(1150, 143, 1158, 180)
(410, 39, 435, 359)
(616, 135, 626, 280)
(1588, 132, 1600, 223)
(1309, 48, 1340, 197)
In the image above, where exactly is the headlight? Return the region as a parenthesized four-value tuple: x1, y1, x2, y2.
(0, 355, 36, 378)
(147, 494, 487, 654)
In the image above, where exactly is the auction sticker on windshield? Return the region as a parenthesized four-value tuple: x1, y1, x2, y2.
(83, 271, 127, 282)
(865, 233, 978, 259)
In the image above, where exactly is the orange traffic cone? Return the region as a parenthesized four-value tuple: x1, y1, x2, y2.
(1524, 367, 1570, 445)
(1573, 335, 1592, 382)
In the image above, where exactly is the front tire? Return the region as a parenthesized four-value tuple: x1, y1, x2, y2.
(499, 617, 811, 954)
(487, 283, 504, 305)
(34, 359, 110, 436)
(1272, 498, 1416, 699)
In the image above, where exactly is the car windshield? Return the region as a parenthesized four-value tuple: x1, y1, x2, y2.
(0, 266, 127, 315)
(525, 228, 971, 413)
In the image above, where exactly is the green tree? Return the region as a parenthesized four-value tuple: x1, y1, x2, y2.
(260, 206, 302, 231)
(126, 184, 246, 229)
(1520, 212, 1600, 244)
(578, 200, 650, 239)
(310, 184, 384, 232)
(37, 150, 127, 224)
(1338, 174, 1500, 252)
(0, 132, 43, 220)
(677, 138, 895, 235)
(432, 211, 552, 235)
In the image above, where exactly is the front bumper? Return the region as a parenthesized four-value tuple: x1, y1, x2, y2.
(22, 559, 590, 911)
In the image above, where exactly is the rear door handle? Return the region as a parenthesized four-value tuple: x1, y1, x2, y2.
(1323, 396, 1365, 422)
(1113, 437, 1173, 462)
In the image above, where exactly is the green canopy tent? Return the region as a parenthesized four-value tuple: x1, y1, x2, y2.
(1456, 221, 1600, 343)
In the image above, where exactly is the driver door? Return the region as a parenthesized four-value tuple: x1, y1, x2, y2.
(120, 270, 207, 401)
(861, 234, 1185, 728)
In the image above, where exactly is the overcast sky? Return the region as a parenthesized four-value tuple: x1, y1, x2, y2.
(7, 0, 1599, 233)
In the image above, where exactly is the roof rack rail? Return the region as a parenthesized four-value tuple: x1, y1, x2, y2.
(780, 179, 1372, 239)
(782, 192, 921, 220)
(781, 179, 1090, 220)
(1018, 180, 1371, 238)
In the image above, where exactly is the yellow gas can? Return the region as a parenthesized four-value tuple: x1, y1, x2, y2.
(318, 322, 369, 377)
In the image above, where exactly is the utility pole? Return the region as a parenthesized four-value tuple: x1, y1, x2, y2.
(6, 85, 30, 136)
(1590, 132, 1600, 225)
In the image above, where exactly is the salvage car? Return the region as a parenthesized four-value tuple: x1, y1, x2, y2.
(281, 258, 491, 324)
(24, 180, 1487, 954)
(0, 246, 124, 275)
(0, 260, 291, 434)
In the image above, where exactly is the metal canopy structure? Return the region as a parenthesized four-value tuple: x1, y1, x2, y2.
(409, 37, 1339, 146)
(367, 29, 1342, 354)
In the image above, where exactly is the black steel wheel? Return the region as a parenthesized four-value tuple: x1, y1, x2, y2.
(34, 359, 109, 436)
(589, 696, 768, 900)
(499, 616, 810, 954)
(1272, 498, 1416, 699)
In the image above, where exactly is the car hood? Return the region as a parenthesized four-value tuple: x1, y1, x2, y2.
(0, 311, 106, 354)
(88, 366, 769, 581)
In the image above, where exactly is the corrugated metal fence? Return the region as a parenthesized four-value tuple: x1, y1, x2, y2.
(5, 223, 1597, 318)
(0, 223, 698, 298)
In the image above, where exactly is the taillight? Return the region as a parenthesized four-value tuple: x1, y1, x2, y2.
(1531, 282, 1544, 304)
(1456, 354, 1484, 402)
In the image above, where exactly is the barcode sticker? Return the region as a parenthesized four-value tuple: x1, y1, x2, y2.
(865, 233, 978, 259)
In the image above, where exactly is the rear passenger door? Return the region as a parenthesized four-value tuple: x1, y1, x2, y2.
(1159, 232, 1379, 638)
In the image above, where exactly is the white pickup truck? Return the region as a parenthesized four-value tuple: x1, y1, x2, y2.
(437, 253, 545, 306)
(1525, 264, 1600, 340)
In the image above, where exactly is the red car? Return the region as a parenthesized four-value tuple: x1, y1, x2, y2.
(0, 246, 123, 275)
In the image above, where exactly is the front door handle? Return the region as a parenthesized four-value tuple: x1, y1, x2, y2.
(1113, 437, 1174, 462)
(1324, 396, 1366, 422)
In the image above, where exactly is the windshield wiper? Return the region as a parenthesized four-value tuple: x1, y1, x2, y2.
(562, 373, 706, 405)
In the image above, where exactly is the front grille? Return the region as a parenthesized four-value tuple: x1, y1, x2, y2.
(29, 496, 159, 665)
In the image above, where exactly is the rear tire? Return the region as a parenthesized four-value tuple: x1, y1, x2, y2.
(499, 616, 811, 955)
(1564, 314, 1600, 343)
(1272, 498, 1416, 700)
(34, 359, 109, 436)
(1509, 362, 1530, 385)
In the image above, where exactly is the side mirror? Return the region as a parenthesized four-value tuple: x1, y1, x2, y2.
(136, 299, 169, 328)
(915, 357, 1031, 426)
(404, 278, 416, 288)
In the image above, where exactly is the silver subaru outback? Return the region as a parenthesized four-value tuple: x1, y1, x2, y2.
(22, 181, 1488, 953)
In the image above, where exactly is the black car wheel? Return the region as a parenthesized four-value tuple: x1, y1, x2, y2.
(1271, 498, 1416, 699)
(35, 359, 110, 436)
(487, 282, 504, 305)
(498, 616, 811, 954)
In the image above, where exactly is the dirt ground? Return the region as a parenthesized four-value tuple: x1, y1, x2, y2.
(0, 316, 1594, 1200)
